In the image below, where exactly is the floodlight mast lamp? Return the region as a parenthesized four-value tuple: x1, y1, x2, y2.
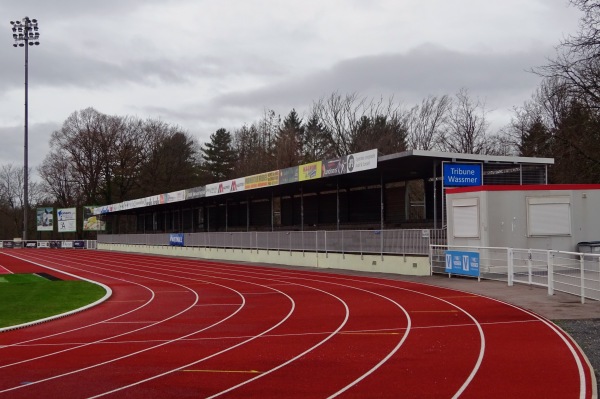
(10, 16, 39, 240)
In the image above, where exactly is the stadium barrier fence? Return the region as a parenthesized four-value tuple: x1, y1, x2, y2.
(97, 229, 447, 258)
(430, 244, 600, 303)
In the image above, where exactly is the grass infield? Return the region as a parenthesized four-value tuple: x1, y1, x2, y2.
(0, 274, 106, 328)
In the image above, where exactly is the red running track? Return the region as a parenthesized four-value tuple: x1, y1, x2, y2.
(0, 249, 595, 398)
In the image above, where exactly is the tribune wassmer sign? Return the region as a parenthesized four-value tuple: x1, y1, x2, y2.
(443, 163, 482, 187)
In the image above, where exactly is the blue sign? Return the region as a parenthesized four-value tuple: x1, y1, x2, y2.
(443, 163, 482, 187)
(444, 250, 480, 277)
(169, 233, 184, 247)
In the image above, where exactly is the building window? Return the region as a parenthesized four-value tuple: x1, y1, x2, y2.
(527, 196, 571, 236)
(452, 197, 479, 238)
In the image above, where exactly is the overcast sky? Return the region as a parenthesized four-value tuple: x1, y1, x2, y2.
(0, 0, 583, 175)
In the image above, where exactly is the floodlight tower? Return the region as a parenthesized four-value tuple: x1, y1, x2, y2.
(10, 16, 39, 240)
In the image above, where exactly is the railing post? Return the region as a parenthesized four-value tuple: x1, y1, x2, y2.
(315, 231, 318, 267)
(342, 230, 345, 259)
(507, 248, 514, 286)
(380, 229, 384, 261)
(547, 251, 554, 296)
(580, 254, 585, 304)
(428, 244, 433, 276)
(360, 231, 363, 259)
(528, 249, 533, 285)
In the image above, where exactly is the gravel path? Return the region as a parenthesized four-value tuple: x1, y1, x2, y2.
(556, 319, 600, 392)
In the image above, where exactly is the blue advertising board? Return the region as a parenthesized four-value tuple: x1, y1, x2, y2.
(443, 163, 482, 187)
(169, 233, 184, 247)
(444, 250, 480, 277)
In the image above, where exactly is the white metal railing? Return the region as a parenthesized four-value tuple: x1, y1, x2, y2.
(430, 244, 600, 303)
(98, 229, 447, 257)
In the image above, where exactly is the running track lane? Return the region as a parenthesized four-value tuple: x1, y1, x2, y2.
(0, 249, 594, 398)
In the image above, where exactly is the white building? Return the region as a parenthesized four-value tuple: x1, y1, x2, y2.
(446, 184, 600, 252)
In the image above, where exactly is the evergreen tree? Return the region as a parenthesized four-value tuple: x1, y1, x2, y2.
(303, 113, 333, 162)
(201, 128, 235, 182)
(274, 109, 304, 168)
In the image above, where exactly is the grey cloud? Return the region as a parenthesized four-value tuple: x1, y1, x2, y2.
(212, 44, 550, 111)
(0, 46, 286, 94)
(0, 121, 59, 171)
(175, 44, 551, 135)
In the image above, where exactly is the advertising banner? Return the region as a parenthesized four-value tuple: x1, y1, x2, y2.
(279, 167, 299, 184)
(206, 178, 245, 197)
(83, 206, 106, 231)
(346, 149, 378, 174)
(444, 250, 480, 277)
(245, 171, 279, 190)
(169, 233, 184, 247)
(143, 195, 161, 206)
(73, 240, 85, 249)
(24, 241, 38, 249)
(57, 208, 77, 233)
(185, 186, 206, 200)
(443, 163, 482, 187)
(299, 161, 322, 181)
(38, 241, 50, 248)
(166, 190, 186, 203)
(62, 241, 74, 249)
(321, 157, 348, 178)
(36, 208, 54, 232)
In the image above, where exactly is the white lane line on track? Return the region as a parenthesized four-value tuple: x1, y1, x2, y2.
(31, 251, 358, 399)
(8, 319, 544, 350)
(213, 264, 586, 398)
(103, 255, 593, 398)
(0, 263, 14, 274)
(81, 254, 411, 399)
(466, 295, 590, 399)
(193, 303, 242, 306)
(0, 250, 298, 398)
(0, 258, 218, 393)
(51, 251, 354, 399)
(0, 252, 240, 388)
(150, 259, 484, 398)
(85, 284, 300, 398)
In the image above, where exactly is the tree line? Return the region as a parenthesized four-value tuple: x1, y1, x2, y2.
(1, 0, 598, 239)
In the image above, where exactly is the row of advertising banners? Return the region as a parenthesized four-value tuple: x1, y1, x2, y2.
(37, 206, 106, 232)
(93, 149, 378, 216)
(1, 240, 86, 249)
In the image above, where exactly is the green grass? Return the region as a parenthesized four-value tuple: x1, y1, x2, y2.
(0, 274, 106, 328)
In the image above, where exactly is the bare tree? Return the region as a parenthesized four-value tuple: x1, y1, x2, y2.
(0, 164, 47, 237)
(406, 95, 451, 150)
(536, 0, 600, 108)
(311, 92, 365, 156)
(311, 92, 406, 155)
(441, 89, 490, 154)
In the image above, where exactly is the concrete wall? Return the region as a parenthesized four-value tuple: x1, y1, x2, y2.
(447, 186, 600, 251)
(97, 243, 431, 276)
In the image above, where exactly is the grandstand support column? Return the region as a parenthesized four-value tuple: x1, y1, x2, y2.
(271, 190, 274, 232)
(336, 178, 340, 231)
(380, 172, 384, 260)
(380, 173, 384, 231)
(225, 199, 228, 233)
(246, 197, 250, 232)
(300, 184, 304, 231)
(433, 161, 438, 229)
